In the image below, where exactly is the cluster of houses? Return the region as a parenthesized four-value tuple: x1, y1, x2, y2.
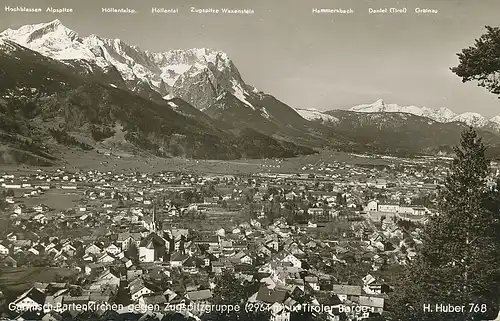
(0, 164, 439, 321)
(0, 189, 426, 321)
(3, 217, 393, 321)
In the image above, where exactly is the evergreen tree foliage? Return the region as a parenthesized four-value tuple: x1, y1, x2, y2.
(388, 127, 500, 321)
(451, 26, 500, 97)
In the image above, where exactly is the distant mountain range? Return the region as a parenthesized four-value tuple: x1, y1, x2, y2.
(298, 98, 500, 130)
(2, 20, 500, 165)
(348, 98, 500, 129)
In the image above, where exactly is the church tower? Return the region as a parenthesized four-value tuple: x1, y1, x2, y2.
(152, 201, 157, 233)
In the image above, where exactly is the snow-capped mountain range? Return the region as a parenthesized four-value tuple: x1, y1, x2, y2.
(0, 19, 259, 113)
(1, 19, 498, 140)
(348, 98, 500, 128)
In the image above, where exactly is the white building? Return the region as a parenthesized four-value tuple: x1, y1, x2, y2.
(365, 200, 378, 212)
(378, 204, 399, 213)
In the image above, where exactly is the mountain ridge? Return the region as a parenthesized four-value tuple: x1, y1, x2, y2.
(348, 98, 500, 128)
(0, 37, 317, 165)
(3, 20, 500, 163)
(0, 19, 253, 109)
(0, 19, 330, 147)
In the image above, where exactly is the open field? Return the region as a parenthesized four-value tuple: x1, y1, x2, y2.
(0, 267, 78, 297)
(0, 149, 399, 176)
(13, 189, 83, 211)
(164, 209, 247, 232)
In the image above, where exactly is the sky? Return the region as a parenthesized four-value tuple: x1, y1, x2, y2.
(1, 0, 500, 116)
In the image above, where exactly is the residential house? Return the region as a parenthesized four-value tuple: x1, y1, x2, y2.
(117, 232, 141, 251)
(186, 289, 212, 304)
(12, 287, 46, 312)
(359, 295, 385, 315)
(139, 293, 167, 310)
(84, 243, 102, 255)
(304, 276, 320, 291)
(251, 286, 287, 306)
(265, 239, 279, 252)
(0, 243, 9, 255)
(183, 257, 201, 274)
(105, 243, 121, 256)
(230, 251, 253, 265)
(211, 261, 225, 275)
(13, 204, 26, 215)
(170, 252, 188, 268)
(331, 284, 362, 302)
(364, 201, 378, 212)
(61, 243, 77, 257)
(129, 278, 155, 301)
(280, 253, 301, 268)
(257, 244, 273, 257)
(96, 252, 115, 263)
(96, 269, 121, 287)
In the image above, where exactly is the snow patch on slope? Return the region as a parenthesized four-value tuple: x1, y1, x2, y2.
(0, 39, 17, 53)
(168, 101, 179, 111)
(260, 107, 271, 119)
(230, 79, 254, 109)
(295, 108, 339, 123)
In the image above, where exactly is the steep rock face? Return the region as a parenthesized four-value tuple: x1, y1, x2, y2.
(0, 20, 321, 143)
(0, 20, 251, 110)
(172, 68, 219, 110)
(0, 38, 317, 162)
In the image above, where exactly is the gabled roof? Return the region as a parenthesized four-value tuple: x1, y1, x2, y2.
(163, 289, 178, 302)
(141, 293, 167, 305)
(186, 289, 212, 301)
(99, 267, 121, 279)
(14, 287, 45, 305)
(170, 252, 188, 262)
(255, 287, 287, 304)
(117, 232, 142, 242)
(359, 295, 385, 308)
(86, 243, 102, 250)
(233, 251, 250, 260)
(362, 274, 376, 285)
(331, 284, 362, 296)
(304, 276, 318, 283)
(129, 278, 146, 294)
(139, 232, 165, 248)
(62, 295, 90, 304)
(183, 256, 201, 267)
(171, 228, 189, 239)
(1, 255, 17, 264)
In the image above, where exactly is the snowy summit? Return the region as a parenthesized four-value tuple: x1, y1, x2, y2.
(0, 19, 256, 111)
(349, 99, 500, 128)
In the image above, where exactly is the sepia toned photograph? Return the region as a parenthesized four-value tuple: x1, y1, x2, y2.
(0, 0, 500, 320)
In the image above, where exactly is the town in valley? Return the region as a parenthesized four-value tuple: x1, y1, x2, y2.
(1, 151, 494, 320)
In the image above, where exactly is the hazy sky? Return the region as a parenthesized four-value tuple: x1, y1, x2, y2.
(1, 0, 500, 116)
